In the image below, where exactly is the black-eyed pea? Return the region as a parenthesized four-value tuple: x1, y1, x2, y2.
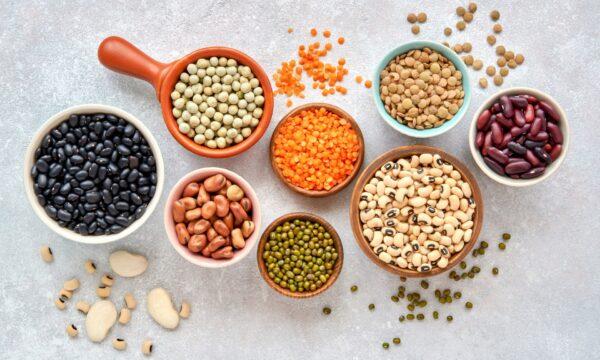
(378, 251, 393, 264)
(76, 300, 90, 314)
(455, 241, 465, 252)
(40, 246, 53, 263)
(124, 293, 137, 310)
(55, 297, 67, 310)
(67, 324, 78, 337)
(59, 288, 73, 301)
(63, 278, 80, 292)
(179, 301, 191, 319)
(437, 256, 449, 268)
(101, 274, 115, 287)
(84, 260, 96, 274)
(113, 338, 127, 351)
(96, 285, 111, 298)
(118, 308, 131, 325)
(142, 340, 153, 356)
(464, 229, 473, 243)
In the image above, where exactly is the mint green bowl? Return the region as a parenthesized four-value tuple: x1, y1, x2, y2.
(372, 41, 471, 138)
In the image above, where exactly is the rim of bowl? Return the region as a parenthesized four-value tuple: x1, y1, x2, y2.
(163, 167, 261, 268)
(256, 212, 344, 298)
(23, 104, 165, 244)
(468, 87, 570, 187)
(372, 40, 472, 138)
(349, 145, 483, 278)
(269, 102, 365, 197)
(159, 47, 274, 158)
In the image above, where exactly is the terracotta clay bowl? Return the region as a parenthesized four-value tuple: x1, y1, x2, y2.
(349, 145, 484, 278)
(98, 36, 274, 158)
(257, 212, 344, 298)
(269, 103, 364, 197)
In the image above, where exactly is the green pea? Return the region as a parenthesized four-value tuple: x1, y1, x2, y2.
(351, 285, 358, 292)
(499, 243, 506, 250)
(492, 267, 499, 275)
(465, 301, 473, 309)
(369, 303, 375, 311)
(382, 342, 389, 349)
(322, 307, 331, 315)
(393, 337, 401, 345)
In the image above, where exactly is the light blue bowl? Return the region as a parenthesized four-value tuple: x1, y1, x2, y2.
(372, 41, 471, 138)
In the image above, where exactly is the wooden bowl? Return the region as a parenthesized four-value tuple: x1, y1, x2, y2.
(98, 36, 273, 158)
(269, 103, 364, 197)
(349, 145, 484, 278)
(257, 212, 344, 298)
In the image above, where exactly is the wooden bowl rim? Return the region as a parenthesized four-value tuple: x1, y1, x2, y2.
(269, 103, 365, 198)
(349, 145, 484, 278)
(257, 212, 344, 298)
(159, 46, 274, 158)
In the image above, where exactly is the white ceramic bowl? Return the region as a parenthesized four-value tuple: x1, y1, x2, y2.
(24, 104, 164, 244)
(469, 87, 569, 186)
(163, 167, 261, 268)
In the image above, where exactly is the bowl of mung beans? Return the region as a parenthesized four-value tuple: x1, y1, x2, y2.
(269, 103, 364, 197)
(349, 145, 483, 277)
(257, 213, 344, 298)
(373, 41, 471, 138)
(98, 36, 274, 158)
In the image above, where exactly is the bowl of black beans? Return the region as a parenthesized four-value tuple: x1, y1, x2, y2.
(24, 104, 164, 243)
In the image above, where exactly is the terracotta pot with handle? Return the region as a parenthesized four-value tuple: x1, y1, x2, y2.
(98, 36, 274, 158)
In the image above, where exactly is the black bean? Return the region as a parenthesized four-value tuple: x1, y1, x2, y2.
(118, 157, 129, 168)
(130, 193, 142, 205)
(115, 216, 130, 227)
(85, 192, 101, 204)
(127, 169, 139, 182)
(75, 170, 88, 181)
(107, 203, 119, 216)
(53, 195, 66, 206)
(67, 193, 79, 202)
(57, 209, 72, 222)
(507, 141, 526, 155)
(83, 212, 96, 224)
(117, 145, 130, 156)
(139, 163, 151, 173)
(37, 174, 48, 188)
(36, 159, 49, 173)
(80, 180, 94, 190)
(115, 201, 129, 211)
(36, 194, 46, 206)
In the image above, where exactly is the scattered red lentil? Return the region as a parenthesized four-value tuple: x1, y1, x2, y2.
(364, 80, 372, 89)
(288, 28, 293, 33)
(323, 30, 331, 38)
(286, 99, 293, 107)
(310, 28, 317, 36)
(337, 37, 345, 45)
(355, 75, 363, 84)
(272, 107, 360, 191)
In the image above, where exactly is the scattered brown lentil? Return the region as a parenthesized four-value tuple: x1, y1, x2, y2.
(504, 51, 515, 60)
(500, 67, 509, 76)
(486, 66, 496, 76)
(417, 12, 427, 23)
(463, 12, 474, 23)
(472, 60, 483, 70)
(490, 10, 500, 21)
(493, 75, 503, 86)
(493, 23, 503, 33)
(496, 45, 506, 56)
(453, 44, 463, 53)
(407, 13, 417, 23)
(463, 42, 472, 52)
(468, 2, 477, 12)
(457, 21, 466, 31)
(515, 54, 525, 65)
(411, 25, 420, 34)
(456, 6, 466, 16)
(507, 59, 517, 69)
(497, 57, 507, 67)
(487, 35, 496, 46)
(444, 27, 452, 36)
(463, 55, 474, 66)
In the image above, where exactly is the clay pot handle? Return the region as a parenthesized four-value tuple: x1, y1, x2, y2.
(98, 36, 168, 98)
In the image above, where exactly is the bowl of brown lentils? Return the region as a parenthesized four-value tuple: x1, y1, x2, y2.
(373, 41, 471, 138)
(257, 212, 344, 298)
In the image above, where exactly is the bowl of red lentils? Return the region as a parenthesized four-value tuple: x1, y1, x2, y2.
(269, 103, 364, 197)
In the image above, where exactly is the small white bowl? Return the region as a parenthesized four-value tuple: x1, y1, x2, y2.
(24, 104, 165, 244)
(469, 87, 569, 186)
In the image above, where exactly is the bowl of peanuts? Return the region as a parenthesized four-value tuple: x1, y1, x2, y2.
(269, 103, 364, 197)
(164, 167, 261, 268)
(349, 145, 483, 277)
(373, 41, 471, 138)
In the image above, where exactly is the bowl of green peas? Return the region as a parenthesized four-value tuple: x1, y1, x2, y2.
(257, 212, 344, 298)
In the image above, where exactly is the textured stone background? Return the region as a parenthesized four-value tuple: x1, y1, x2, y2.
(1, 0, 599, 359)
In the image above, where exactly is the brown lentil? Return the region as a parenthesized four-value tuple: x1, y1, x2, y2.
(490, 10, 500, 21)
(463, 55, 474, 66)
(444, 27, 452, 36)
(463, 12, 474, 23)
(497, 57, 507, 67)
(411, 25, 420, 34)
(496, 45, 506, 56)
(487, 35, 496, 46)
(407, 13, 417, 23)
(457, 21, 466, 31)
(493, 75, 503, 86)
(515, 54, 525, 64)
(456, 6, 466, 16)
(473, 60, 483, 70)
(417, 12, 427, 23)
(453, 44, 463, 53)
(463, 42, 472, 53)
(468, 2, 477, 12)
(493, 23, 503, 33)
(486, 66, 496, 76)
(500, 67, 509, 77)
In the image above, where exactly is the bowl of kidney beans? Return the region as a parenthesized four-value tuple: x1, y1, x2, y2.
(24, 104, 164, 244)
(469, 87, 569, 186)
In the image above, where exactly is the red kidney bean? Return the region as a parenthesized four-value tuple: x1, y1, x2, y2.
(522, 94, 538, 104)
(505, 161, 531, 175)
(510, 124, 529, 137)
(520, 167, 546, 179)
(524, 104, 535, 123)
(509, 96, 528, 109)
(527, 131, 548, 142)
(500, 96, 515, 118)
(524, 140, 544, 149)
(550, 144, 562, 160)
(476, 131, 484, 148)
(491, 122, 503, 145)
(477, 109, 492, 130)
(539, 101, 560, 122)
(546, 122, 563, 144)
(507, 157, 522, 163)
(484, 157, 505, 175)
(525, 149, 541, 167)
(482, 131, 492, 156)
(499, 132, 512, 149)
(488, 147, 509, 164)
(495, 114, 514, 128)
(513, 109, 526, 127)
(530, 117, 543, 136)
(491, 102, 502, 114)
(507, 141, 527, 155)
(533, 147, 552, 164)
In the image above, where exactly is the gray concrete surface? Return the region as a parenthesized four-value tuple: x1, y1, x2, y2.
(1, 0, 599, 359)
